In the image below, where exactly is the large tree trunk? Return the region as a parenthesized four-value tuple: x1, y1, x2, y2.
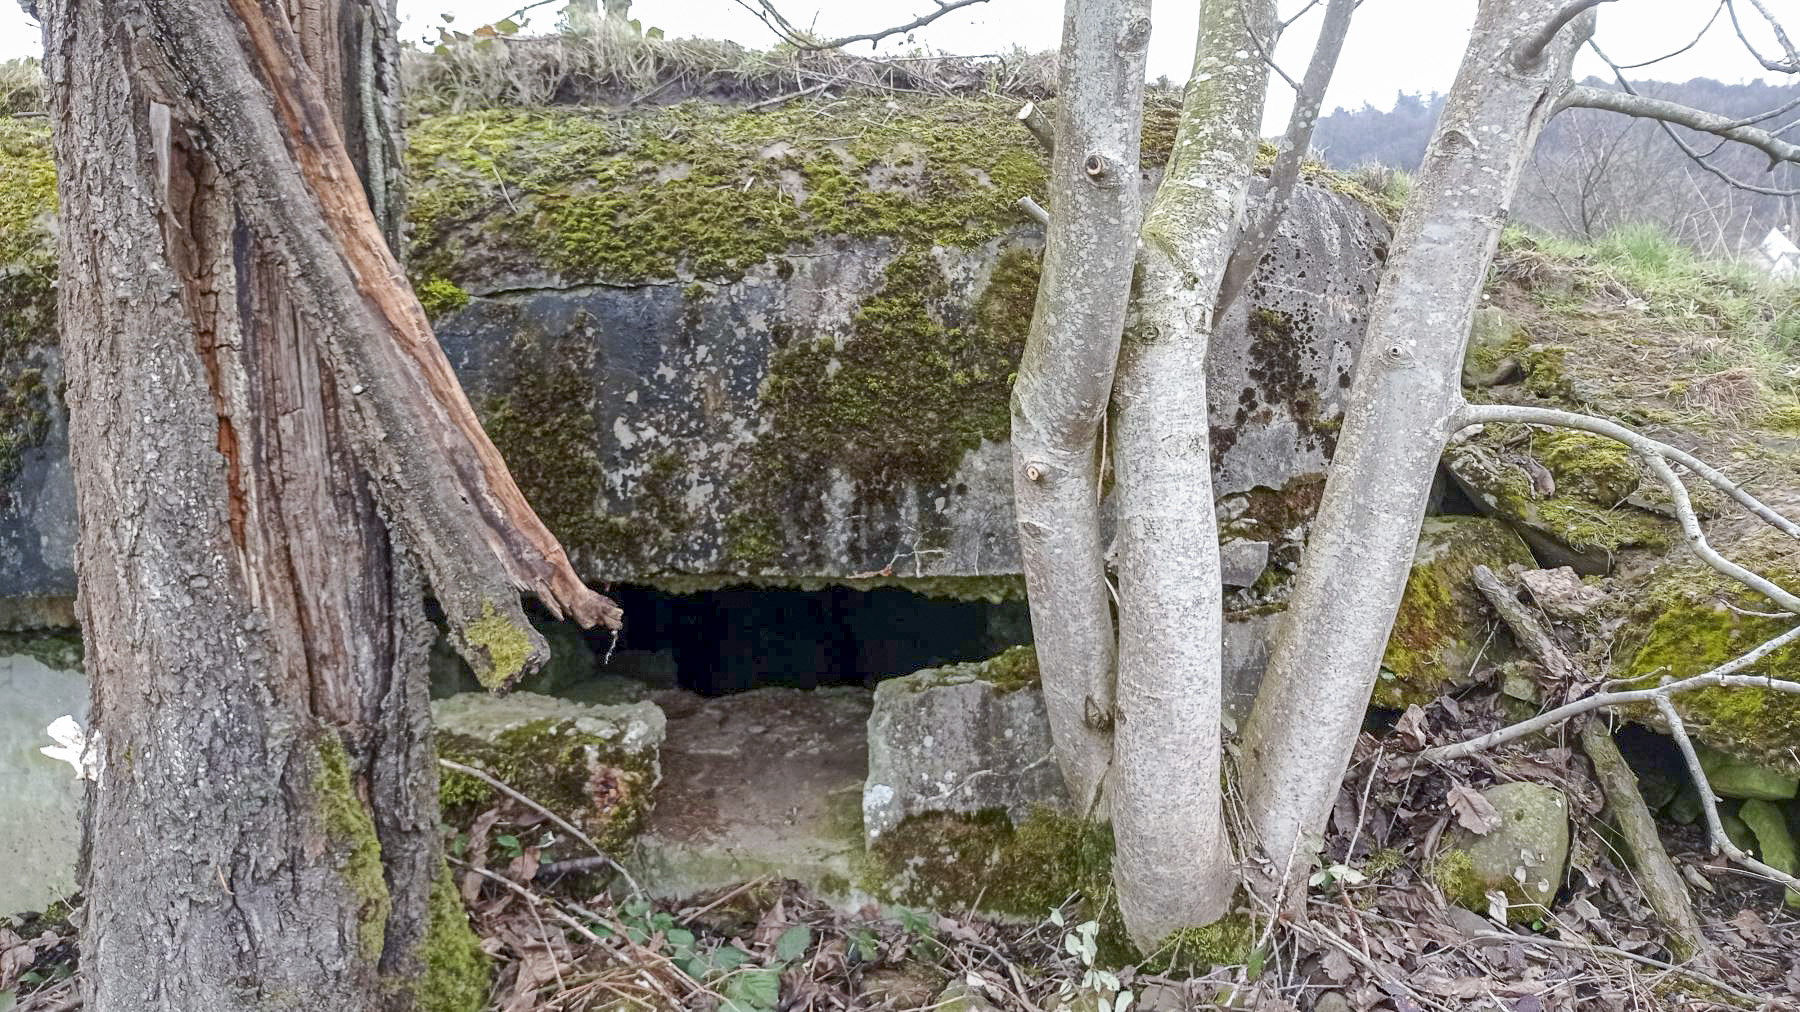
(1237, 0, 1588, 892)
(1011, 0, 1152, 815)
(1109, 0, 1275, 950)
(41, 0, 486, 1008)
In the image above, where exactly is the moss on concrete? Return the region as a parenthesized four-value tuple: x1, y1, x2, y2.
(0, 119, 57, 489)
(416, 278, 471, 321)
(1445, 424, 1673, 566)
(404, 97, 1049, 288)
(315, 735, 393, 963)
(0, 627, 83, 671)
(1375, 517, 1535, 707)
(437, 711, 657, 853)
(860, 806, 1112, 922)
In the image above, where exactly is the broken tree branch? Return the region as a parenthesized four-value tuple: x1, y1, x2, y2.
(1214, 0, 1355, 326)
(730, 0, 993, 51)
(133, 0, 619, 689)
(1656, 695, 1800, 896)
(1514, 0, 1618, 69)
(1470, 562, 1711, 959)
(1579, 720, 1712, 962)
(1016, 100, 1055, 154)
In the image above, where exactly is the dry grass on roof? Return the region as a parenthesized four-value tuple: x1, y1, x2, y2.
(401, 26, 1060, 117)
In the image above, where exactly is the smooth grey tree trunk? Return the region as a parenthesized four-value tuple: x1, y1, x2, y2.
(1237, 0, 1588, 892)
(1011, 0, 1152, 815)
(39, 0, 484, 1008)
(1109, 0, 1276, 949)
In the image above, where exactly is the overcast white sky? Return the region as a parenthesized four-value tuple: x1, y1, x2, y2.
(0, 1, 1791, 132)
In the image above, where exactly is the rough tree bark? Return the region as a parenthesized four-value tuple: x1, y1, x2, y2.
(1010, 0, 1152, 816)
(1237, 0, 1589, 890)
(35, 0, 607, 1007)
(1109, 0, 1276, 949)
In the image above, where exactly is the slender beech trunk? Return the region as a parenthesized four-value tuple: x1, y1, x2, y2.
(37, 0, 602, 1006)
(1110, 0, 1275, 949)
(1011, 0, 1152, 814)
(1237, 0, 1588, 891)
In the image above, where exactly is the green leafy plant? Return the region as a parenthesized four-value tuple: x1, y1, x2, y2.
(1051, 909, 1135, 1012)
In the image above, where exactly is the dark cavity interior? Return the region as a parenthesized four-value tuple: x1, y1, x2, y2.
(577, 584, 1031, 696)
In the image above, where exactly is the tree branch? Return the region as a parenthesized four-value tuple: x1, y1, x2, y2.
(730, 0, 993, 51)
(1214, 0, 1355, 326)
(1610, 0, 1724, 70)
(1656, 695, 1800, 896)
(1016, 100, 1055, 154)
(1514, 0, 1618, 70)
(1561, 84, 1800, 167)
(1578, 39, 1800, 197)
(135, 0, 621, 689)
(1452, 403, 1800, 541)
(1415, 623, 1800, 762)
(1726, 0, 1799, 74)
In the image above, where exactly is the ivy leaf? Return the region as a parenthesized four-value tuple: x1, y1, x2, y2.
(495, 17, 520, 34)
(775, 925, 810, 963)
(722, 969, 781, 1010)
(646, 26, 665, 39)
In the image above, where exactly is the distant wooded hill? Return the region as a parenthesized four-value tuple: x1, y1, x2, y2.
(1312, 78, 1800, 257)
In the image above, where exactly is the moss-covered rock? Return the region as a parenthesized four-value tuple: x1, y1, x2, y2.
(1444, 424, 1672, 573)
(1374, 516, 1536, 707)
(1610, 528, 1800, 775)
(1432, 782, 1569, 922)
(1738, 799, 1800, 908)
(433, 692, 664, 853)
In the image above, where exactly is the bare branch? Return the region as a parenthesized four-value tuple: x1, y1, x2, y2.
(1579, 39, 1800, 197)
(1657, 696, 1800, 896)
(1214, 0, 1355, 326)
(1561, 84, 1800, 166)
(1416, 623, 1800, 762)
(1514, 0, 1619, 70)
(1453, 403, 1800, 541)
(1279, 0, 1324, 32)
(1610, 0, 1724, 70)
(730, 0, 993, 51)
(1016, 195, 1050, 227)
(1726, 0, 1799, 73)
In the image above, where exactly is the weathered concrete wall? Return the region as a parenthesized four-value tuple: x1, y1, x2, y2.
(0, 651, 84, 913)
(0, 97, 1389, 601)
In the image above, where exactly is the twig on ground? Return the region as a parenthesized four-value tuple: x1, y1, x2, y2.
(438, 757, 645, 897)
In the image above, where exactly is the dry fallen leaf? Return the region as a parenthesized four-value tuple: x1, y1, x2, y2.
(1447, 782, 1502, 835)
(1395, 705, 1430, 750)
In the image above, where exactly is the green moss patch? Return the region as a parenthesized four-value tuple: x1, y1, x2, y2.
(1375, 516, 1535, 707)
(0, 119, 57, 490)
(1613, 532, 1800, 775)
(861, 806, 1112, 922)
(436, 698, 661, 853)
(407, 862, 492, 1012)
(315, 735, 393, 963)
